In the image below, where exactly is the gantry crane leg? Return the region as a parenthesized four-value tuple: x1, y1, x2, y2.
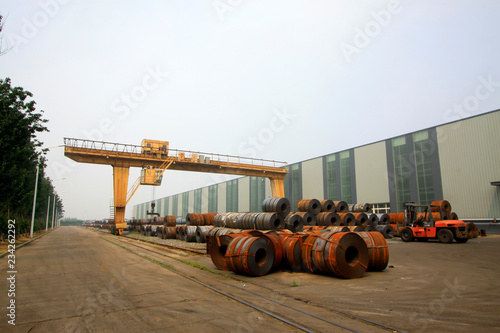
(269, 178, 285, 197)
(113, 166, 129, 235)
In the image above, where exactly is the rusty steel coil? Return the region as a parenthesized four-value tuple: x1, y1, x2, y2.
(364, 225, 376, 231)
(346, 225, 364, 232)
(207, 227, 244, 238)
(319, 200, 335, 212)
(281, 233, 307, 271)
(301, 234, 319, 273)
(156, 226, 164, 239)
(311, 231, 346, 274)
(356, 231, 389, 271)
(255, 213, 284, 230)
(325, 226, 350, 232)
(284, 214, 304, 232)
(165, 215, 176, 226)
(176, 225, 186, 240)
(297, 199, 322, 215)
(431, 200, 452, 213)
(186, 213, 206, 226)
(375, 225, 394, 239)
(332, 200, 348, 213)
(262, 197, 291, 217)
(259, 230, 283, 270)
(388, 224, 401, 236)
(352, 212, 369, 228)
(184, 226, 197, 242)
(316, 212, 341, 226)
(291, 212, 316, 226)
(226, 235, 275, 276)
(195, 226, 214, 243)
(209, 234, 238, 271)
(376, 214, 390, 225)
(338, 212, 355, 226)
(450, 212, 459, 220)
(415, 212, 449, 221)
(202, 213, 217, 226)
(350, 203, 372, 212)
(388, 213, 405, 224)
(323, 232, 369, 279)
(164, 226, 177, 239)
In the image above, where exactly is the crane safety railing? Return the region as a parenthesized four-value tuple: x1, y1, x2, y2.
(64, 138, 288, 169)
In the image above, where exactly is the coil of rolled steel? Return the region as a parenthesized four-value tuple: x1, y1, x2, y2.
(284, 214, 304, 232)
(323, 232, 369, 279)
(356, 231, 389, 271)
(254, 230, 283, 269)
(375, 225, 394, 239)
(281, 234, 307, 271)
(387, 212, 405, 224)
(388, 224, 400, 236)
(262, 197, 291, 217)
(450, 212, 459, 220)
(430, 200, 452, 213)
(183, 225, 197, 242)
(352, 212, 369, 228)
(157, 226, 164, 239)
(291, 212, 316, 226)
(325, 226, 350, 232)
(301, 234, 319, 273)
(186, 213, 205, 226)
(176, 217, 186, 225)
(176, 225, 186, 240)
(375, 213, 390, 225)
(319, 200, 335, 212)
(155, 216, 165, 224)
(297, 199, 322, 215)
(350, 203, 372, 212)
(209, 234, 238, 271)
(346, 225, 364, 232)
(338, 212, 355, 226)
(254, 212, 284, 230)
(164, 226, 177, 239)
(226, 235, 275, 276)
(364, 225, 376, 231)
(332, 200, 348, 213)
(202, 213, 217, 226)
(195, 225, 214, 243)
(165, 215, 176, 226)
(466, 222, 479, 238)
(311, 231, 344, 274)
(316, 212, 341, 226)
(366, 213, 379, 228)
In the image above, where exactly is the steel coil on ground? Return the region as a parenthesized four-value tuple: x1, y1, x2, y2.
(325, 226, 350, 232)
(323, 232, 369, 278)
(262, 197, 291, 217)
(226, 235, 275, 276)
(165, 215, 176, 226)
(284, 214, 304, 232)
(209, 234, 238, 271)
(350, 203, 372, 212)
(338, 212, 355, 226)
(388, 224, 400, 236)
(281, 233, 307, 271)
(355, 232, 389, 271)
(431, 200, 452, 213)
(157, 226, 164, 239)
(376, 214, 390, 225)
(388, 213, 405, 224)
(366, 213, 379, 228)
(290, 212, 316, 226)
(352, 212, 369, 228)
(466, 222, 479, 238)
(346, 225, 364, 232)
(332, 200, 348, 213)
(316, 212, 341, 226)
(297, 199, 321, 215)
(186, 213, 206, 226)
(319, 200, 335, 212)
(195, 226, 214, 243)
(184, 226, 197, 242)
(376, 225, 394, 239)
(176, 225, 186, 240)
(164, 226, 177, 239)
(255, 213, 284, 230)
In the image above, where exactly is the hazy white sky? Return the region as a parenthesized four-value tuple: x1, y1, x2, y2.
(2, 0, 499, 220)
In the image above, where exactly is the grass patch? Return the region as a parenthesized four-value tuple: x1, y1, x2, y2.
(290, 280, 300, 287)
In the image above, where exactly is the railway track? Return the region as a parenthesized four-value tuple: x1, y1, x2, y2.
(98, 231, 407, 333)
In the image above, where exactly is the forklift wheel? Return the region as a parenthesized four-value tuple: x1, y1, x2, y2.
(401, 228, 414, 242)
(437, 228, 454, 243)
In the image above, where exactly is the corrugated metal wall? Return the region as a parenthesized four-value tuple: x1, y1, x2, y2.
(133, 110, 500, 219)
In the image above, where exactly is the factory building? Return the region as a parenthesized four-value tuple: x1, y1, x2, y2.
(133, 109, 500, 220)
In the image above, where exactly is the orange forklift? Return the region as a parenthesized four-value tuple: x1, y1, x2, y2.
(399, 202, 470, 243)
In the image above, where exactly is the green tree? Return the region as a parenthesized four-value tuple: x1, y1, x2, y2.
(0, 78, 49, 218)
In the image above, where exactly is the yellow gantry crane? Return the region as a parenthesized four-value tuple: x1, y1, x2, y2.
(64, 138, 288, 235)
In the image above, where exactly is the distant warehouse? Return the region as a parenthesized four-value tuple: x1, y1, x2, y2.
(133, 109, 500, 220)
